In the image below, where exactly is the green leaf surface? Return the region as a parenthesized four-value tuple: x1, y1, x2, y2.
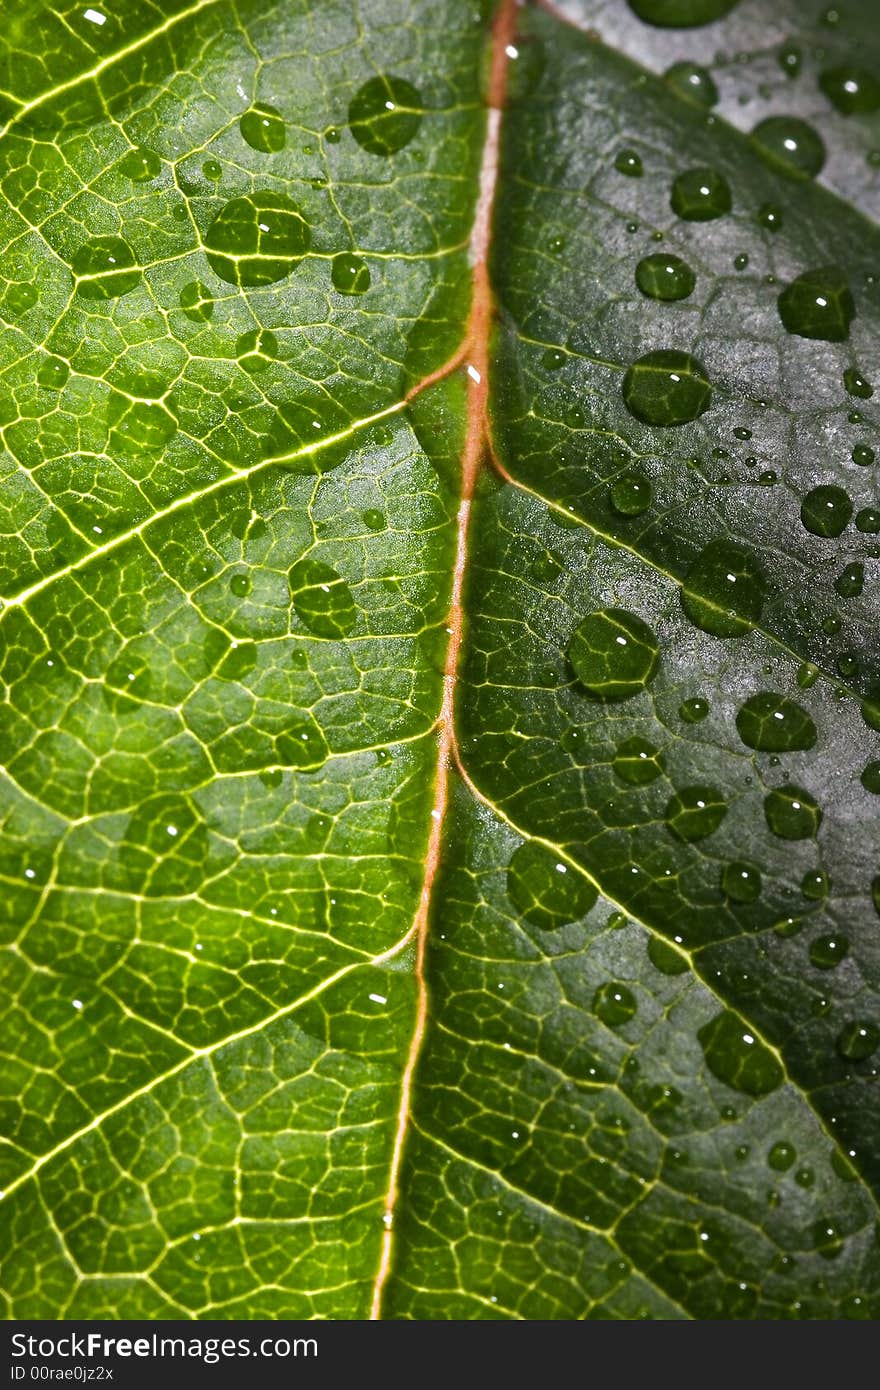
(1, 0, 880, 1320)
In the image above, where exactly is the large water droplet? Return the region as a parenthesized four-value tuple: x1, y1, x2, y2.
(635, 252, 696, 301)
(506, 841, 597, 929)
(180, 280, 214, 322)
(204, 193, 310, 287)
(751, 117, 826, 179)
(239, 103, 286, 152)
(613, 735, 665, 784)
(680, 539, 766, 637)
(567, 608, 660, 700)
(764, 784, 822, 839)
(819, 66, 880, 115)
(698, 1010, 783, 1096)
(664, 61, 718, 106)
(593, 981, 638, 1028)
(38, 356, 69, 389)
(609, 469, 653, 514)
(721, 861, 762, 902)
(331, 252, 371, 295)
(647, 936, 689, 975)
(736, 692, 817, 751)
(348, 75, 422, 155)
(778, 267, 855, 342)
(622, 350, 712, 426)
(812, 1219, 844, 1260)
(670, 166, 732, 220)
(844, 367, 873, 399)
(72, 235, 141, 298)
(665, 785, 727, 841)
(626, 0, 740, 26)
(289, 557, 356, 638)
(836, 1021, 879, 1061)
(118, 146, 161, 181)
(768, 1141, 796, 1171)
(809, 933, 849, 969)
(801, 484, 853, 537)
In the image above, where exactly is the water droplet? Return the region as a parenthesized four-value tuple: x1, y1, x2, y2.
(679, 696, 710, 723)
(180, 281, 214, 322)
(768, 1141, 796, 1171)
(835, 562, 864, 598)
(236, 327, 278, 373)
(38, 356, 69, 389)
(836, 1021, 880, 1061)
(607, 910, 628, 930)
(72, 235, 141, 298)
(506, 841, 597, 929)
(856, 507, 880, 533)
(664, 61, 718, 106)
(239, 103, 286, 152)
(794, 1165, 814, 1188)
(809, 934, 848, 969)
(665, 785, 727, 841)
(613, 736, 665, 784)
(107, 385, 177, 453)
(819, 66, 880, 115)
(798, 663, 820, 689)
(609, 469, 653, 514)
(348, 75, 422, 155)
(852, 443, 874, 467)
(778, 267, 855, 342)
(362, 508, 385, 531)
(774, 915, 803, 937)
(626, 0, 740, 26)
(593, 981, 637, 1028)
(622, 349, 712, 426)
(751, 116, 825, 179)
(542, 348, 566, 371)
(836, 651, 859, 679)
(764, 784, 822, 839)
(735, 692, 817, 751)
(812, 1219, 844, 1260)
(635, 252, 696, 301)
(218, 640, 257, 680)
(801, 484, 853, 536)
(614, 147, 643, 176)
(757, 202, 784, 232)
(721, 861, 762, 903)
(202, 158, 222, 180)
(647, 936, 689, 975)
(778, 43, 802, 78)
(698, 1010, 783, 1096)
(670, 166, 732, 220)
(680, 539, 766, 637)
(118, 146, 161, 181)
(331, 252, 371, 295)
(229, 572, 251, 598)
(801, 869, 830, 900)
(204, 192, 310, 287)
(567, 608, 660, 700)
(289, 557, 356, 638)
(860, 760, 880, 793)
(844, 367, 873, 399)
(275, 715, 329, 771)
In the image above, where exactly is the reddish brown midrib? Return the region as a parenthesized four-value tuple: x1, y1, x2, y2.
(367, 0, 518, 1320)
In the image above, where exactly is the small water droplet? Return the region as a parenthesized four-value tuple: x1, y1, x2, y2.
(809, 933, 849, 969)
(609, 469, 653, 514)
(593, 981, 637, 1028)
(118, 145, 161, 181)
(681, 538, 766, 636)
(819, 65, 880, 116)
(38, 356, 70, 389)
(635, 252, 696, 301)
(622, 350, 712, 426)
(664, 61, 718, 107)
(801, 483, 853, 537)
(751, 116, 825, 179)
(331, 251, 371, 295)
(735, 692, 816, 751)
(757, 202, 784, 232)
(240, 103, 286, 152)
(180, 281, 214, 322)
(665, 785, 727, 841)
(778, 267, 855, 342)
(614, 147, 643, 176)
(613, 736, 665, 784)
(289, 557, 356, 638)
(72, 235, 141, 298)
(721, 861, 762, 903)
(836, 1020, 880, 1061)
(768, 1141, 796, 1171)
(764, 784, 822, 839)
(679, 696, 710, 723)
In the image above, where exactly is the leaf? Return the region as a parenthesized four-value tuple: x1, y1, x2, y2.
(1, 0, 879, 1321)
